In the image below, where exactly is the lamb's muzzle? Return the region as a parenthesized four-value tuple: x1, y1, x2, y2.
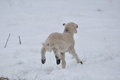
(41, 22, 83, 68)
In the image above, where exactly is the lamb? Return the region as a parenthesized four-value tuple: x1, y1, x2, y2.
(41, 22, 83, 68)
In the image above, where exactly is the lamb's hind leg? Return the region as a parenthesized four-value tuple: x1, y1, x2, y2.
(69, 48, 83, 64)
(41, 47, 46, 64)
(53, 47, 61, 65)
(60, 52, 66, 68)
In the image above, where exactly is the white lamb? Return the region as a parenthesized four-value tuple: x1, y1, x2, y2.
(41, 22, 83, 68)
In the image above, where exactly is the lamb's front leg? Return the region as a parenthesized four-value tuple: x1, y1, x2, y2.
(53, 47, 61, 65)
(41, 47, 46, 64)
(69, 48, 83, 64)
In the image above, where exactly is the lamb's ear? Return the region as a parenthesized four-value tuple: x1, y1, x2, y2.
(64, 27, 68, 32)
(63, 23, 65, 26)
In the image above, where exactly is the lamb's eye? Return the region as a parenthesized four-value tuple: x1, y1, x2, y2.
(65, 29, 68, 32)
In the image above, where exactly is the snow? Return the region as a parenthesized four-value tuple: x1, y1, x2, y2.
(0, 0, 120, 80)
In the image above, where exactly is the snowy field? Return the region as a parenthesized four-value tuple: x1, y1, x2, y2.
(0, 0, 120, 80)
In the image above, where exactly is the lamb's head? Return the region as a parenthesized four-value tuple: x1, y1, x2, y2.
(63, 22, 78, 34)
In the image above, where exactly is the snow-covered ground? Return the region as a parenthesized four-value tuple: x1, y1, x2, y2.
(0, 0, 120, 80)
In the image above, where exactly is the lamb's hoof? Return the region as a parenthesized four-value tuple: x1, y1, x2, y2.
(41, 59, 46, 64)
(56, 59, 61, 65)
(80, 61, 83, 64)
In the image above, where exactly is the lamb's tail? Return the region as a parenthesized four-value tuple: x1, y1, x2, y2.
(42, 43, 53, 52)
